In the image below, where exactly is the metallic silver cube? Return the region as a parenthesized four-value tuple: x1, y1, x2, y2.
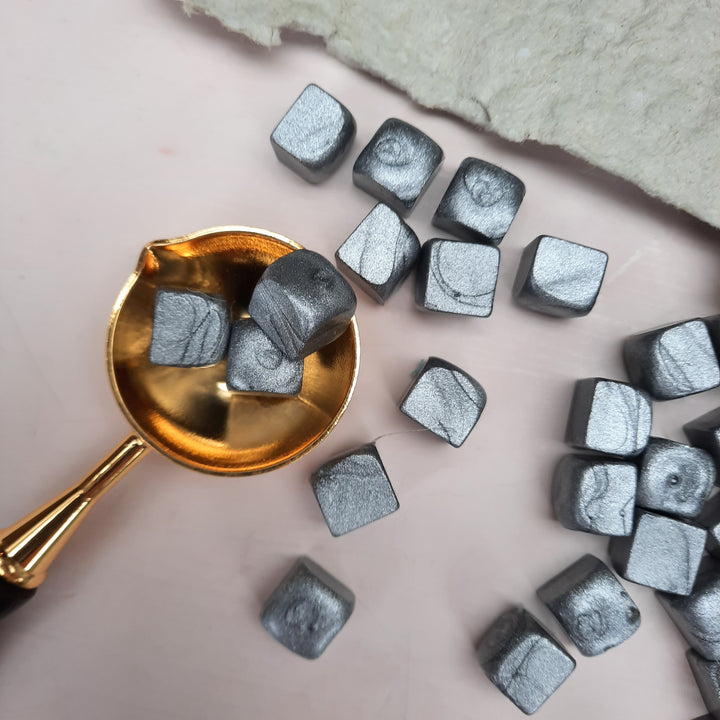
(352, 118, 443, 215)
(270, 84, 356, 183)
(433, 157, 525, 245)
(415, 239, 500, 317)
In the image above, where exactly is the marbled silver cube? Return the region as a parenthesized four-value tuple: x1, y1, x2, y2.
(433, 157, 525, 245)
(699, 493, 720, 558)
(477, 606, 575, 715)
(226, 319, 303, 396)
(685, 408, 720, 486)
(552, 455, 636, 536)
(623, 319, 720, 401)
(687, 650, 720, 720)
(399, 356, 486, 448)
(270, 84, 356, 183)
(149, 288, 229, 367)
(249, 249, 357, 361)
(352, 118, 443, 215)
(260, 557, 355, 660)
(310, 443, 399, 536)
(537, 554, 641, 657)
(414, 239, 500, 317)
(609, 510, 706, 595)
(565, 378, 652, 457)
(637, 437, 715, 518)
(335, 203, 420, 304)
(658, 558, 720, 661)
(512, 235, 608, 318)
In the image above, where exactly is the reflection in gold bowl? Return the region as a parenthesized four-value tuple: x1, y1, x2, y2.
(107, 226, 360, 475)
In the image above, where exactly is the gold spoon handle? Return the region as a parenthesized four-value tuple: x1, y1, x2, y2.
(0, 435, 149, 610)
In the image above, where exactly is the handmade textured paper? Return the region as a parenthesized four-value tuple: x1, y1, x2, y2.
(181, 0, 720, 228)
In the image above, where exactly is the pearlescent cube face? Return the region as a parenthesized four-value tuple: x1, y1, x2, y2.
(658, 559, 720, 661)
(684, 408, 720, 486)
(336, 203, 420, 304)
(513, 236, 608, 318)
(352, 118, 443, 215)
(433, 158, 525, 245)
(415, 239, 500, 317)
(609, 510, 706, 595)
(637, 437, 715, 518)
(623, 319, 720, 401)
(149, 288, 230, 367)
(226, 319, 303, 396)
(399, 357, 486, 448)
(311, 443, 399, 536)
(477, 606, 575, 715)
(565, 378, 652, 457)
(537, 554, 641, 657)
(248, 249, 357, 360)
(260, 557, 355, 660)
(270, 84, 356, 183)
(552, 455, 636, 536)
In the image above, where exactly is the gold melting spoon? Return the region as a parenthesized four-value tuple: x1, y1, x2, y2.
(0, 226, 360, 616)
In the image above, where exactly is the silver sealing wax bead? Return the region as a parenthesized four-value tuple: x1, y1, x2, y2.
(512, 235, 608, 318)
(477, 606, 575, 715)
(433, 157, 525, 245)
(623, 318, 720, 401)
(270, 84, 356, 183)
(609, 509, 706, 595)
(552, 455, 636, 536)
(260, 557, 355, 660)
(249, 249, 357, 361)
(310, 443, 399, 536)
(415, 238, 500, 317)
(537, 554, 641, 657)
(149, 288, 229, 367)
(226, 319, 303, 396)
(352, 118, 443, 215)
(565, 378, 652, 457)
(336, 203, 420, 304)
(399, 356, 486, 448)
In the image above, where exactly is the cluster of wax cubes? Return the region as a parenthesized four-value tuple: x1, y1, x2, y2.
(162, 82, 719, 717)
(272, 83, 610, 322)
(550, 315, 720, 717)
(149, 250, 357, 396)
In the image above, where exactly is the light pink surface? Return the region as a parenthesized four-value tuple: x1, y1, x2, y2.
(1, 2, 719, 718)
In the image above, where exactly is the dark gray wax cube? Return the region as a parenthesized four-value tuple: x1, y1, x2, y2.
(477, 606, 575, 715)
(149, 288, 230, 367)
(226, 319, 303, 396)
(565, 378, 652, 457)
(310, 443, 399, 536)
(609, 510, 706, 595)
(352, 118, 443, 215)
(699, 493, 720, 558)
(399, 357, 486, 448)
(623, 319, 720, 401)
(270, 84, 356, 183)
(687, 650, 720, 719)
(260, 557, 355, 659)
(248, 249, 357, 361)
(685, 408, 720, 486)
(414, 239, 500, 317)
(537, 554, 640, 657)
(512, 235, 608, 318)
(335, 203, 420, 304)
(637, 437, 715, 518)
(552, 455, 636, 536)
(658, 558, 720, 661)
(433, 158, 525, 245)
